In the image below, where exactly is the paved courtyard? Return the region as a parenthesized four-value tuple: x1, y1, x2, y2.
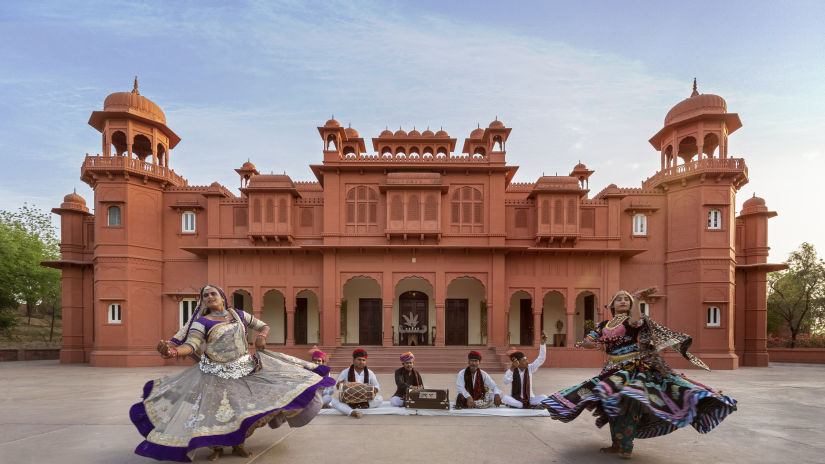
(0, 361, 823, 464)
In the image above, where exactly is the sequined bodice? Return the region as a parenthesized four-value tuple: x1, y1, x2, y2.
(598, 318, 642, 355)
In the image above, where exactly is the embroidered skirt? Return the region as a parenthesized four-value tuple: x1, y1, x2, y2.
(130, 351, 335, 462)
(541, 362, 737, 439)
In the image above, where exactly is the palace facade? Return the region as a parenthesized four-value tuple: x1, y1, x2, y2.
(47, 81, 783, 369)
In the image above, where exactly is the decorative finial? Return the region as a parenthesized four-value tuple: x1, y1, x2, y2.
(331, 114, 334, 119)
(752, 192, 756, 198)
(495, 115, 498, 121)
(691, 78, 699, 97)
(132, 76, 140, 95)
(477, 123, 480, 129)
(348, 122, 352, 128)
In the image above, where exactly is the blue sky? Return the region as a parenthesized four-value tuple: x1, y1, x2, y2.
(1, 0, 822, 262)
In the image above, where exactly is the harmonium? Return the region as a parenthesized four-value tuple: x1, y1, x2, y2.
(404, 388, 450, 410)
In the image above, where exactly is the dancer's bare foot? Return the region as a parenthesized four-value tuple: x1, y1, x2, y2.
(232, 445, 252, 458)
(599, 445, 619, 454)
(618, 450, 632, 459)
(350, 410, 363, 419)
(207, 447, 223, 461)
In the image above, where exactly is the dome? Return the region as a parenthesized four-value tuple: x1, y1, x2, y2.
(743, 194, 766, 209)
(664, 82, 727, 126)
(103, 88, 166, 125)
(394, 129, 407, 137)
(324, 118, 341, 128)
(241, 161, 256, 170)
(435, 129, 449, 137)
(210, 181, 222, 188)
(63, 191, 86, 205)
(573, 162, 587, 171)
(470, 127, 484, 139)
(488, 120, 505, 129)
(379, 129, 393, 137)
(408, 129, 421, 137)
(345, 127, 359, 138)
(422, 129, 435, 137)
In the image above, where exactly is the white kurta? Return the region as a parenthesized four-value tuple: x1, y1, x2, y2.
(456, 368, 502, 399)
(330, 366, 383, 415)
(502, 343, 548, 408)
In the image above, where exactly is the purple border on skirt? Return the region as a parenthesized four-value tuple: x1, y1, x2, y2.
(129, 372, 334, 462)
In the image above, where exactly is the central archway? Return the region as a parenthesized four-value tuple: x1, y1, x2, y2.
(445, 277, 486, 345)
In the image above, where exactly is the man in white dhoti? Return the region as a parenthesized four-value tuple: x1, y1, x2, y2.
(502, 333, 549, 409)
(330, 348, 382, 418)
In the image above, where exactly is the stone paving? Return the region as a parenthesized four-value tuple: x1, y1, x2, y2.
(0, 360, 823, 464)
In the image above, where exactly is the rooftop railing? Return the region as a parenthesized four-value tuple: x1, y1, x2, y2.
(82, 155, 187, 186)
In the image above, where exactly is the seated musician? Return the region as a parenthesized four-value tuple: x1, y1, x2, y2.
(455, 350, 502, 409)
(330, 348, 382, 418)
(502, 333, 549, 409)
(310, 346, 334, 408)
(390, 351, 424, 407)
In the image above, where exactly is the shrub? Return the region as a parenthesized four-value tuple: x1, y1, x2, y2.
(767, 333, 825, 348)
(0, 307, 19, 338)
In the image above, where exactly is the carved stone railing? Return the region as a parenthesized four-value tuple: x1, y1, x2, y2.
(643, 157, 748, 189)
(81, 155, 187, 186)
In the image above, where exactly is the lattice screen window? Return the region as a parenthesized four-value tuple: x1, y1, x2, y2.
(300, 208, 313, 227)
(515, 208, 528, 228)
(407, 194, 420, 221)
(541, 200, 549, 225)
(567, 199, 576, 224)
(253, 199, 262, 222)
(554, 199, 563, 224)
(346, 186, 379, 225)
(452, 187, 483, 231)
(581, 209, 595, 228)
(424, 194, 437, 221)
(390, 195, 403, 221)
(234, 207, 247, 226)
(278, 198, 287, 223)
(266, 199, 274, 222)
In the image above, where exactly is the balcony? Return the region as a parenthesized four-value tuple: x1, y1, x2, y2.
(643, 157, 748, 190)
(81, 155, 187, 187)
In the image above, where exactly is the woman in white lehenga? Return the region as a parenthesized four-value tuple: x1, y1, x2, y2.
(130, 285, 334, 462)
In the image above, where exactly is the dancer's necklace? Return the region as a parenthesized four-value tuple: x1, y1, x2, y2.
(606, 314, 628, 329)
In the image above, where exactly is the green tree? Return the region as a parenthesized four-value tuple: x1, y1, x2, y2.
(767, 242, 825, 347)
(0, 204, 61, 338)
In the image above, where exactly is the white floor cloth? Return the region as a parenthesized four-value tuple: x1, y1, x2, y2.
(319, 401, 549, 417)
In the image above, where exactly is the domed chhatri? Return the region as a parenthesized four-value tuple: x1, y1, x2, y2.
(470, 127, 485, 139)
(102, 76, 166, 125)
(489, 119, 505, 129)
(394, 128, 408, 137)
(379, 128, 393, 137)
(345, 126, 359, 138)
(435, 128, 449, 137)
(63, 190, 86, 205)
(324, 116, 341, 128)
(241, 161, 256, 170)
(664, 78, 727, 126)
(421, 128, 435, 137)
(408, 128, 421, 137)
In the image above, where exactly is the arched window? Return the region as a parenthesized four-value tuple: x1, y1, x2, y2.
(633, 214, 647, 236)
(108, 206, 121, 226)
(181, 211, 196, 233)
(451, 186, 483, 232)
(639, 301, 649, 317)
(708, 209, 722, 230)
(179, 298, 196, 328)
(707, 306, 721, 327)
(108, 303, 122, 324)
(346, 186, 378, 225)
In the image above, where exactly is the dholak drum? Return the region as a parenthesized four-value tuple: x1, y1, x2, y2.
(340, 382, 376, 407)
(404, 388, 450, 409)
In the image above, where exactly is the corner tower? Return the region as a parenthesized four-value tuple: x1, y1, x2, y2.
(644, 81, 749, 369)
(80, 80, 186, 366)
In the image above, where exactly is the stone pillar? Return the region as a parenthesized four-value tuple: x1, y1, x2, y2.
(435, 302, 445, 346)
(383, 302, 393, 347)
(334, 299, 342, 346)
(532, 308, 542, 346)
(285, 308, 295, 346)
(565, 303, 576, 348)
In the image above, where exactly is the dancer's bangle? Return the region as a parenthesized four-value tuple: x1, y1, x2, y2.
(162, 345, 179, 359)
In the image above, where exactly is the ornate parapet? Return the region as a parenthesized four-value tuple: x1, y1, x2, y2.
(643, 157, 748, 190)
(81, 154, 187, 187)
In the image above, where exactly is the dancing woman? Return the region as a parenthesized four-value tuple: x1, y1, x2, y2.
(541, 289, 737, 459)
(130, 285, 335, 462)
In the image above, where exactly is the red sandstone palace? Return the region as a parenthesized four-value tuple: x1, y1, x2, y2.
(46, 80, 783, 369)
